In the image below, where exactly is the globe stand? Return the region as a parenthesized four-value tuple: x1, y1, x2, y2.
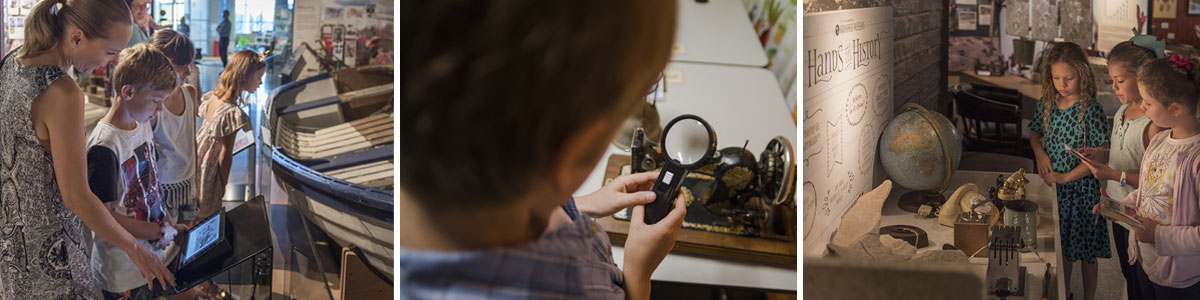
(897, 190, 946, 213)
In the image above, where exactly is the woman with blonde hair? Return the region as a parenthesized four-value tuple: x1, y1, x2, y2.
(0, 0, 175, 298)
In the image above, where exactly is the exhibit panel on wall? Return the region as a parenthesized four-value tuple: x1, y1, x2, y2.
(1098, 0, 1141, 52)
(801, 6, 894, 257)
(285, 0, 393, 81)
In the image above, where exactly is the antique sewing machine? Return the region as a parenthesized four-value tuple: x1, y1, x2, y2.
(613, 126, 796, 239)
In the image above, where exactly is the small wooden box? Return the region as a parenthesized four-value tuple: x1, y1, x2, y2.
(954, 214, 991, 257)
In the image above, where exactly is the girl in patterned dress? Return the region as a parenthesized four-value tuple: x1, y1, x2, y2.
(195, 50, 265, 218)
(1027, 42, 1112, 300)
(1102, 54, 1200, 299)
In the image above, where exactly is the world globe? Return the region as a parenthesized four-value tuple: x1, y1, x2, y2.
(878, 103, 962, 210)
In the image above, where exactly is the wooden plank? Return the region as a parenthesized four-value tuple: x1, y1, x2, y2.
(327, 161, 392, 178)
(297, 135, 390, 158)
(276, 115, 394, 159)
(300, 116, 392, 141)
(340, 165, 393, 181)
(303, 135, 393, 158)
(312, 113, 391, 136)
(342, 170, 393, 185)
(339, 248, 392, 300)
(288, 127, 392, 158)
(291, 124, 391, 153)
(360, 178, 394, 189)
(280, 113, 389, 142)
(326, 161, 392, 177)
(305, 123, 393, 151)
(337, 83, 393, 102)
(595, 216, 796, 267)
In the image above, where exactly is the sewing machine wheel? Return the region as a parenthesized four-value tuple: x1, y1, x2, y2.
(759, 136, 796, 207)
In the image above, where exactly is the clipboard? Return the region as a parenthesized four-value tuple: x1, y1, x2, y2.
(231, 129, 255, 156)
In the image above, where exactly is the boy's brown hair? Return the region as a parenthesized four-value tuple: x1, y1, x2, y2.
(401, 0, 678, 207)
(211, 50, 265, 106)
(148, 29, 195, 66)
(1138, 55, 1200, 118)
(22, 0, 132, 58)
(113, 43, 178, 93)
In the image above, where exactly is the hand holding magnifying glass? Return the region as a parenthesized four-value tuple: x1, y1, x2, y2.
(644, 114, 717, 224)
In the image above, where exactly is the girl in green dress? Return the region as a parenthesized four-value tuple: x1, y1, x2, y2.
(1028, 42, 1113, 300)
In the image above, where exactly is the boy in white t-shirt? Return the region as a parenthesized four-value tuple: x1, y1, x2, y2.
(85, 43, 188, 300)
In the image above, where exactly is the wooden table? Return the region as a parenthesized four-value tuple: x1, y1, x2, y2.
(879, 170, 1066, 300)
(574, 62, 796, 291)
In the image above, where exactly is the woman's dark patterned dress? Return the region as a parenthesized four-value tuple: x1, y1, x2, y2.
(0, 48, 97, 299)
(1029, 98, 1113, 264)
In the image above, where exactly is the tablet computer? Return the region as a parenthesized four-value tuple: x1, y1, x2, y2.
(172, 211, 233, 273)
(1063, 145, 1098, 166)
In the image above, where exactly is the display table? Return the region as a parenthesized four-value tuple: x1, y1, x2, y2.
(574, 62, 795, 291)
(880, 170, 1066, 300)
(671, 0, 768, 67)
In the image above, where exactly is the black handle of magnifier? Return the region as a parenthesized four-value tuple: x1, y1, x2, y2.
(645, 163, 688, 224)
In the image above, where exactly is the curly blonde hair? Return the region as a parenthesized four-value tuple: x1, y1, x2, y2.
(1038, 42, 1097, 146)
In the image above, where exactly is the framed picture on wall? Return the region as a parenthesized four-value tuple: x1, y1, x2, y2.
(1156, 0, 1178, 19)
(1190, 0, 1200, 15)
(959, 8, 978, 31)
(979, 4, 993, 26)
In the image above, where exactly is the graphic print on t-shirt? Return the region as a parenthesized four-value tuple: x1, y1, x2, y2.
(1141, 156, 1174, 222)
(121, 142, 163, 223)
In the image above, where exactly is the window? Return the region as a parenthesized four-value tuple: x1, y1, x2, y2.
(234, 0, 274, 34)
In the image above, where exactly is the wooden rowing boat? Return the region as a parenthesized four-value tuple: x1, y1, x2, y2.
(262, 65, 394, 282)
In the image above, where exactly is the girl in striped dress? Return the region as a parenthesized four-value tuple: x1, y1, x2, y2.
(195, 50, 264, 218)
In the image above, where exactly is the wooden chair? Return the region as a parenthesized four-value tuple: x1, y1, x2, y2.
(967, 83, 1023, 106)
(954, 83, 1029, 158)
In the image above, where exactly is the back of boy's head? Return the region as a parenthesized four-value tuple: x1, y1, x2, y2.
(22, 0, 132, 58)
(113, 43, 178, 94)
(401, 0, 678, 207)
(1138, 55, 1200, 113)
(1109, 41, 1156, 74)
(148, 29, 194, 66)
(212, 50, 264, 105)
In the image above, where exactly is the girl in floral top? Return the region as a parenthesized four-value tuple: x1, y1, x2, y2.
(196, 50, 264, 217)
(1103, 54, 1200, 299)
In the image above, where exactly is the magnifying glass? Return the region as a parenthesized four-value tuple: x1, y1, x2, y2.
(644, 114, 717, 224)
